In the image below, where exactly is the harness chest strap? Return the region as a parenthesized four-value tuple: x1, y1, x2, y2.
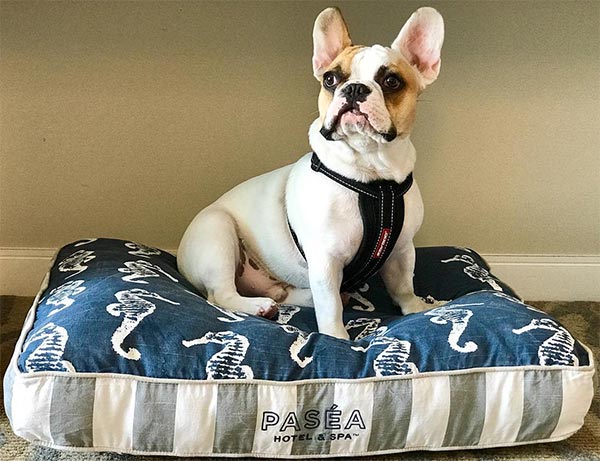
(289, 152, 413, 293)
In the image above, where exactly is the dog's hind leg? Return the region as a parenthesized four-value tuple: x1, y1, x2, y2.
(177, 207, 278, 319)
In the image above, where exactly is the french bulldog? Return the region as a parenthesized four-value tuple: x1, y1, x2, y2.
(178, 6, 444, 339)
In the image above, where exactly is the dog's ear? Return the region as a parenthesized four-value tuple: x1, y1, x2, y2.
(391, 7, 444, 87)
(312, 7, 352, 79)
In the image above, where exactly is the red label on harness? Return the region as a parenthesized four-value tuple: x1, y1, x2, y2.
(374, 228, 391, 259)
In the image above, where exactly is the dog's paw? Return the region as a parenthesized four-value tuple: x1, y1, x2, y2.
(256, 299, 279, 319)
(319, 323, 351, 340)
(423, 295, 448, 308)
(214, 293, 279, 319)
(400, 295, 436, 315)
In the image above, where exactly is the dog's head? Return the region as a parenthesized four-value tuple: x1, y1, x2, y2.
(313, 7, 444, 145)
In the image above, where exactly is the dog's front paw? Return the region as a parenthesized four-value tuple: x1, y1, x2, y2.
(320, 323, 350, 340)
(399, 295, 439, 315)
(423, 295, 448, 308)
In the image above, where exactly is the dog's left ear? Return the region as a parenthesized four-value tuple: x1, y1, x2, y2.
(392, 7, 444, 87)
(312, 7, 352, 79)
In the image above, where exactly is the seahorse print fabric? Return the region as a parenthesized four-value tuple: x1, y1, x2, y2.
(4, 238, 595, 458)
(14, 239, 589, 379)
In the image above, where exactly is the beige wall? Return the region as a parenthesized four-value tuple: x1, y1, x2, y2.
(1, 1, 599, 256)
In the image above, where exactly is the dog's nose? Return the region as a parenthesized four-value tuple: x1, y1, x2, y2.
(341, 83, 371, 102)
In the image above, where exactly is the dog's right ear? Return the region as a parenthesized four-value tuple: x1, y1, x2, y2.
(312, 7, 352, 79)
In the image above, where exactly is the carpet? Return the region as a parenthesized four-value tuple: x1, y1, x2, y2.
(1, 296, 598, 460)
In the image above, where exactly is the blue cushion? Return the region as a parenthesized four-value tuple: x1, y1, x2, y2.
(4, 238, 595, 457)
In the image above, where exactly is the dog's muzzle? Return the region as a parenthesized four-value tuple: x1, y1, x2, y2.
(320, 82, 397, 142)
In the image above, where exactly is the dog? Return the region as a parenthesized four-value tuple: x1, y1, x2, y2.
(178, 6, 444, 339)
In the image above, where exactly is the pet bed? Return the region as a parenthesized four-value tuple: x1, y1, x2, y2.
(4, 238, 595, 458)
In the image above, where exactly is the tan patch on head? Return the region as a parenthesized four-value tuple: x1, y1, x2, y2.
(382, 59, 421, 136)
(318, 90, 334, 123)
(317, 46, 365, 121)
(329, 45, 365, 75)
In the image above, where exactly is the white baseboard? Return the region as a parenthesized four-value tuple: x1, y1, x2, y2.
(483, 254, 600, 301)
(0, 248, 58, 297)
(1, 248, 599, 301)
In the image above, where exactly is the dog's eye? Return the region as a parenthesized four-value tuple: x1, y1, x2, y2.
(323, 71, 341, 90)
(383, 74, 404, 91)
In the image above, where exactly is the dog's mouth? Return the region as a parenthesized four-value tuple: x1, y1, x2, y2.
(320, 105, 396, 143)
(343, 108, 368, 119)
(320, 104, 367, 140)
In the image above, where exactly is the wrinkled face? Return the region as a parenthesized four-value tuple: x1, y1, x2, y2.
(317, 44, 421, 143)
(311, 7, 444, 147)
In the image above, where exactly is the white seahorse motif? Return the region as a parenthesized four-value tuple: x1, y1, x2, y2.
(352, 326, 388, 351)
(280, 324, 314, 368)
(273, 305, 313, 367)
(276, 305, 301, 324)
(74, 238, 98, 247)
(58, 250, 95, 279)
(124, 242, 162, 258)
(441, 255, 504, 291)
(346, 318, 382, 340)
(425, 303, 484, 353)
(183, 331, 254, 379)
(118, 260, 179, 284)
(350, 284, 376, 312)
(512, 318, 579, 366)
(107, 289, 179, 360)
(23, 323, 75, 372)
(45, 280, 86, 316)
(352, 327, 418, 376)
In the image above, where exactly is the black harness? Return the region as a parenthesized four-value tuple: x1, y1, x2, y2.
(289, 153, 413, 292)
